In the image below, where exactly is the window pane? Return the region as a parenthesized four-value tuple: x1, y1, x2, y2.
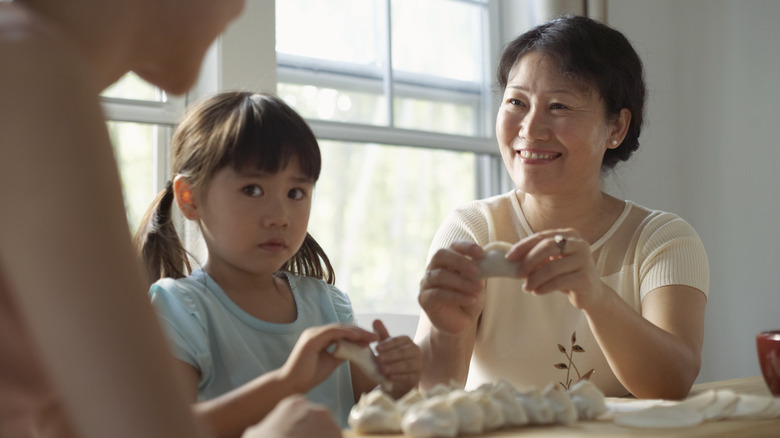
(276, 0, 383, 66)
(392, 0, 485, 82)
(278, 83, 388, 125)
(106, 121, 161, 231)
(309, 141, 477, 314)
(394, 95, 478, 135)
(102, 72, 165, 102)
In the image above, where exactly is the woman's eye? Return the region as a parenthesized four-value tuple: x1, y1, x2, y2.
(242, 185, 263, 197)
(288, 188, 306, 200)
(507, 98, 525, 106)
(550, 102, 569, 110)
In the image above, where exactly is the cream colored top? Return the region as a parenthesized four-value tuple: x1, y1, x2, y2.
(427, 191, 709, 396)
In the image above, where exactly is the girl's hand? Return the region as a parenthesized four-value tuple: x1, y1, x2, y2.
(280, 324, 377, 394)
(508, 228, 606, 311)
(372, 320, 421, 399)
(418, 241, 486, 335)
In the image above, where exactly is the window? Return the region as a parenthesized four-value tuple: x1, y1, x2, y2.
(101, 73, 181, 232)
(277, 0, 507, 315)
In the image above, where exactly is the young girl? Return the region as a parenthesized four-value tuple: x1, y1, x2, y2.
(134, 91, 421, 437)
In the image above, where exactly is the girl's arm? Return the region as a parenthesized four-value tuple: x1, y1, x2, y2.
(0, 24, 208, 438)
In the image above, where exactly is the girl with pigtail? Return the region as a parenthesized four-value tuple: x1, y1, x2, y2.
(134, 91, 421, 437)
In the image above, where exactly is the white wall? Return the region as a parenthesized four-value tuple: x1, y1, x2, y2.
(606, 0, 780, 382)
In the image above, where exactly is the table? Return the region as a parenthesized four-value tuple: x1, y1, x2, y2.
(343, 376, 780, 437)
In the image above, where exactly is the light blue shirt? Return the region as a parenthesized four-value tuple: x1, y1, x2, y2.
(149, 269, 356, 427)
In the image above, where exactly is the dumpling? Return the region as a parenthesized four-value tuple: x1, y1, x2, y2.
(476, 241, 521, 278)
(542, 383, 578, 424)
(515, 386, 554, 424)
(397, 387, 425, 416)
(487, 379, 529, 427)
(348, 388, 401, 434)
(567, 380, 607, 420)
(401, 395, 458, 438)
(445, 389, 484, 435)
(469, 388, 506, 430)
(332, 340, 392, 392)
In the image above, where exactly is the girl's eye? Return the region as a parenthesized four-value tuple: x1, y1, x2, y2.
(288, 188, 306, 200)
(242, 185, 263, 197)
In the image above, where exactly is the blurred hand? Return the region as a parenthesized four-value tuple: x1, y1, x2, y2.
(241, 395, 340, 438)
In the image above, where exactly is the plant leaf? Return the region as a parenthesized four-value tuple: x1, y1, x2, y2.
(557, 344, 566, 353)
(559, 381, 568, 390)
(571, 331, 577, 344)
(578, 369, 595, 382)
(572, 345, 585, 353)
(554, 363, 569, 369)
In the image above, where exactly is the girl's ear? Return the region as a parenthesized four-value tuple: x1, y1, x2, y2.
(608, 108, 631, 149)
(173, 176, 199, 220)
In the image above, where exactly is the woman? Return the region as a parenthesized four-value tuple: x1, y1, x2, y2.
(415, 15, 708, 400)
(0, 1, 340, 437)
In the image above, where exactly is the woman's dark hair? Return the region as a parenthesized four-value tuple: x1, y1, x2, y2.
(133, 92, 335, 287)
(497, 15, 646, 170)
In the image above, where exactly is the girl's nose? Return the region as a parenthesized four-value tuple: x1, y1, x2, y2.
(261, 199, 290, 228)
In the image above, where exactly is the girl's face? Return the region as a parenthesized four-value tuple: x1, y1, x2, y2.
(495, 51, 622, 198)
(194, 160, 314, 277)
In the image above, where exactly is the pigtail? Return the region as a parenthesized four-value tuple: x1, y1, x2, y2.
(132, 181, 192, 288)
(282, 233, 335, 285)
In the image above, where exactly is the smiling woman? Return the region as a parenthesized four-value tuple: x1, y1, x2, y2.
(415, 15, 709, 402)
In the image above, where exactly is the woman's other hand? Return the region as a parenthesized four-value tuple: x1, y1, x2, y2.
(508, 228, 606, 311)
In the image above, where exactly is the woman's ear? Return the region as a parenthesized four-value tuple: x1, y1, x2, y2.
(173, 176, 199, 220)
(608, 108, 631, 149)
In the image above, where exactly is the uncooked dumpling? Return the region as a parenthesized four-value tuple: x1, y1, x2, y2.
(445, 389, 484, 435)
(613, 405, 704, 428)
(542, 383, 578, 424)
(397, 387, 425, 415)
(469, 388, 506, 430)
(348, 388, 401, 434)
(401, 395, 458, 438)
(567, 380, 607, 420)
(332, 340, 392, 392)
(476, 241, 521, 278)
(515, 386, 554, 424)
(483, 379, 529, 426)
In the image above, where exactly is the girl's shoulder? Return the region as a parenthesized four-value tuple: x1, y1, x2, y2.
(282, 273, 354, 323)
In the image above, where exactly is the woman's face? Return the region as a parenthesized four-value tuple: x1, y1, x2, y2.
(134, 0, 245, 94)
(496, 51, 622, 198)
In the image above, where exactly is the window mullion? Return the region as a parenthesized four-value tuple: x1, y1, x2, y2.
(383, 0, 394, 127)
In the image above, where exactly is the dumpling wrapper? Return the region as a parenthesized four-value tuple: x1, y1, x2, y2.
(469, 389, 506, 430)
(726, 394, 780, 420)
(484, 379, 529, 426)
(332, 340, 393, 393)
(348, 388, 401, 434)
(402, 395, 458, 438)
(700, 389, 738, 420)
(476, 242, 522, 278)
(397, 388, 425, 415)
(614, 405, 704, 429)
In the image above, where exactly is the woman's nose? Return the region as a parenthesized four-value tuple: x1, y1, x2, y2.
(518, 107, 549, 142)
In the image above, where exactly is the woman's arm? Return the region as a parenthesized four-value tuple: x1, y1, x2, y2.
(585, 285, 706, 399)
(0, 25, 208, 438)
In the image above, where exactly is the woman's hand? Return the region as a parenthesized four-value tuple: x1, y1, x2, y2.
(418, 241, 486, 335)
(508, 228, 606, 311)
(372, 319, 421, 399)
(279, 324, 377, 394)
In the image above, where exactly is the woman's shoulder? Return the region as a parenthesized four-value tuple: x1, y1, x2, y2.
(619, 201, 703, 246)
